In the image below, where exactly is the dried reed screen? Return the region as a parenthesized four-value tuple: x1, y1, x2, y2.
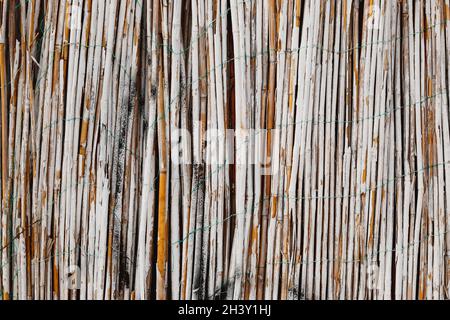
(0, 0, 450, 301)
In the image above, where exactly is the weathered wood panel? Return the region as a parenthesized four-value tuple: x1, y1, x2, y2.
(0, 0, 449, 300)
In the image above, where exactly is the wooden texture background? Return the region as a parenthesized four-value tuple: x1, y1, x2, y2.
(0, 0, 450, 300)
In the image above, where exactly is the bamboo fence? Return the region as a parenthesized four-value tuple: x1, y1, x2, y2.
(0, 0, 450, 300)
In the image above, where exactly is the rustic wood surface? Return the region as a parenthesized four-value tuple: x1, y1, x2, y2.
(0, 0, 450, 300)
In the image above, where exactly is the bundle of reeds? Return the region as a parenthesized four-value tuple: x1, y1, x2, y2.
(0, 0, 449, 300)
